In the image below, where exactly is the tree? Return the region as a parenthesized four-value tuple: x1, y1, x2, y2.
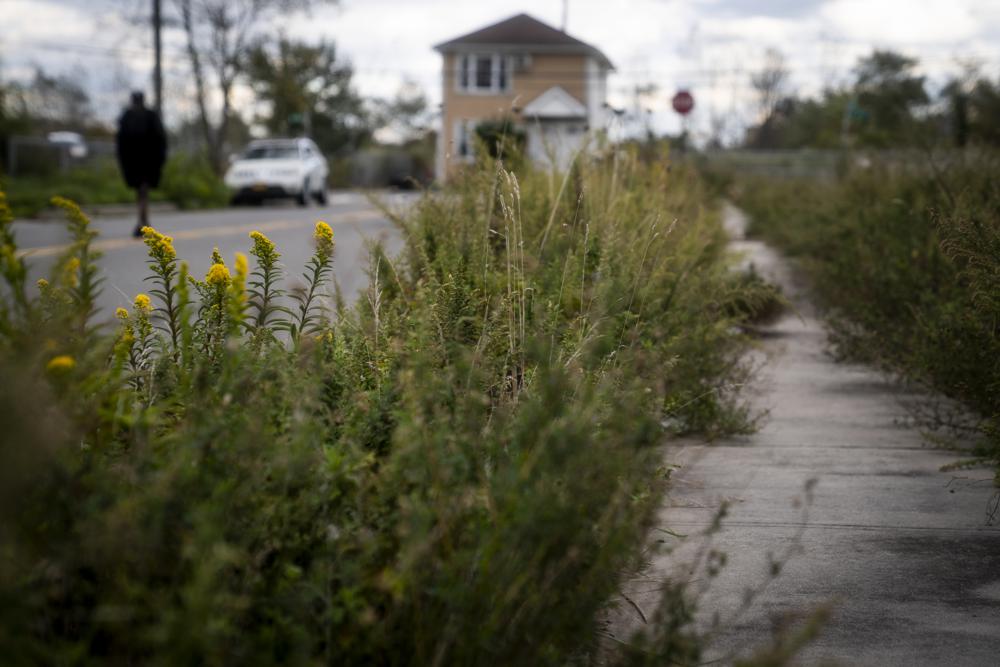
(967, 77, 1000, 146)
(851, 50, 928, 147)
(245, 36, 369, 155)
(15, 67, 94, 129)
(170, 0, 334, 173)
(750, 48, 789, 125)
(371, 81, 433, 144)
(0, 67, 31, 172)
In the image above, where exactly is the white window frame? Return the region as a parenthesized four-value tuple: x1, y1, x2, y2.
(455, 53, 511, 95)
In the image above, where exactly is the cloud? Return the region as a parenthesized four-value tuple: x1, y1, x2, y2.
(820, 0, 980, 45)
(696, 0, 828, 19)
(4, 0, 1000, 141)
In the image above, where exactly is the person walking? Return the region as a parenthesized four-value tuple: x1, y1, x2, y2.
(116, 91, 167, 237)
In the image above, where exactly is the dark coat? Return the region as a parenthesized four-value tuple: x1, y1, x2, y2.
(116, 106, 168, 189)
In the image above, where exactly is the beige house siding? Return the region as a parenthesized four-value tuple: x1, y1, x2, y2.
(440, 52, 589, 178)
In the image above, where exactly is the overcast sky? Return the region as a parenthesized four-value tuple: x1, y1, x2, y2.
(3, 0, 1000, 143)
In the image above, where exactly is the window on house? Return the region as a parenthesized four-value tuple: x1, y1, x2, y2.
(475, 56, 492, 88)
(498, 57, 507, 90)
(454, 120, 475, 162)
(459, 59, 469, 89)
(457, 54, 510, 93)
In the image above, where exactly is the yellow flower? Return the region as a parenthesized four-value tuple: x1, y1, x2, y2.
(134, 293, 152, 313)
(314, 221, 334, 243)
(232, 252, 249, 305)
(63, 257, 80, 287)
(249, 230, 279, 263)
(46, 355, 76, 374)
(115, 307, 129, 319)
(206, 262, 231, 286)
(50, 196, 91, 232)
(234, 252, 249, 280)
(141, 226, 176, 262)
(37, 278, 49, 289)
(313, 221, 335, 261)
(250, 230, 274, 249)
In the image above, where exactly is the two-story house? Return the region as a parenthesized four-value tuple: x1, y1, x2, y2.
(434, 13, 614, 181)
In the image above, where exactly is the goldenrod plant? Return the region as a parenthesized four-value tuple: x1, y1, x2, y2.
(0, 151, 782, 664)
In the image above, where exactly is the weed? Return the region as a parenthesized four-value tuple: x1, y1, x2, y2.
(733, 154, 1000, 480)
(0, 151, 768, 663)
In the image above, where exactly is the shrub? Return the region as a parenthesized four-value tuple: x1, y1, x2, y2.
(0, 160, 135, 218)
(160, 152, 230, 210)
(0, 152, 767, 664)
(733, 155, 1000, 480)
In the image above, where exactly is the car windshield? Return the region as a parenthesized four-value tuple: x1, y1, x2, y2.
(242, 145, 299, 160)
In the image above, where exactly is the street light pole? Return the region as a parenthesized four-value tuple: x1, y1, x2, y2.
(153, 0, 163, 115)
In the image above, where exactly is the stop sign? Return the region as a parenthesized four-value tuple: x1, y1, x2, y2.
(672, 90, 694, 115)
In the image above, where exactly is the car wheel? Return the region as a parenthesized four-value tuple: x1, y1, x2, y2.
(297, 178, 309, 207)
(313, 186, 328, 205)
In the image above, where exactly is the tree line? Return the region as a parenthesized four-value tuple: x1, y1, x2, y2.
(0, 0, 433, 178)
(744, 48, 1000, 150)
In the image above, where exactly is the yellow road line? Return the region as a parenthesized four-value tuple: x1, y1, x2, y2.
(17, 209, 387, 259)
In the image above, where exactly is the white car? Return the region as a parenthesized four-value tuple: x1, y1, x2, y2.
(224, 138, 328, 206)
(47, 131, 89, 158)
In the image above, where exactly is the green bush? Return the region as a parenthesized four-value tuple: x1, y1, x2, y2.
(733, 156, 1000, 480)
(1, 160, 135, 218)
(0, 152, 768, 664)
(160, 152, 230, 210)
(1, 152, 228, 218)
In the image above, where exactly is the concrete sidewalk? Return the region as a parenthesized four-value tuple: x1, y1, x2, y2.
(609, 205, 1000, 665)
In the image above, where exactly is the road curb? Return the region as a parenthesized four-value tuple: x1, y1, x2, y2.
(25, 202, 179, 223)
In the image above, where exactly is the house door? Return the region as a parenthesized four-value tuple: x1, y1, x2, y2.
(526, 120, 587, 171)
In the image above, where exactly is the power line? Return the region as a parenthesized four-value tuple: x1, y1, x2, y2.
(9, 38, 999, 79)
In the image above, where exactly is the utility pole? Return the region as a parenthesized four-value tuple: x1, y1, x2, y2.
(153, 0, 163, 115)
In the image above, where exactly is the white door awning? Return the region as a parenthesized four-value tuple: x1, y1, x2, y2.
(522, 86, 587, 119)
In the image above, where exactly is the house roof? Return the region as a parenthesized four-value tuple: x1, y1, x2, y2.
(434, 13, 614, 70)
(522, 86, 587, 119)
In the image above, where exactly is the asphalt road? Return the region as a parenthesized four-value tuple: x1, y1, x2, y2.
(12, 192, 414, 324)
(608, 204, 1000, 665)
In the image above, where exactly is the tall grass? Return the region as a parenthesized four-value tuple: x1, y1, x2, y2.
(0, 150, 773, 664)
(732, 154, 1000, 481)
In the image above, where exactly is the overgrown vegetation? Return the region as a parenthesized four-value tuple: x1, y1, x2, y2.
(731, 154, 1000, 480)
(0, 151, 777, 664)
(1, 154, 228, 217)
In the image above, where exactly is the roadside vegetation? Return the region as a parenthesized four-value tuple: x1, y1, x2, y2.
(729, 153, 1000, 481)
(0, 149, 780, 664)
(1, 153, 229, 218)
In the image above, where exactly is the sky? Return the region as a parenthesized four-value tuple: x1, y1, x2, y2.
(3, 0, 1000, 144)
